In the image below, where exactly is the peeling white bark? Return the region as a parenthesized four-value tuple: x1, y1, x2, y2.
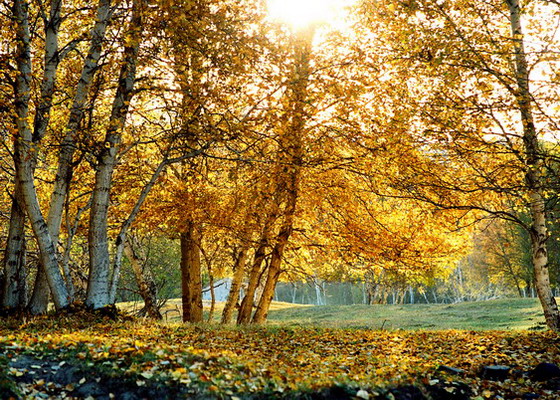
(28, 0, 113, 314)
(507, 0, 560, 331)
(13, 0, 70, 310)
(87, 0, 144, 309)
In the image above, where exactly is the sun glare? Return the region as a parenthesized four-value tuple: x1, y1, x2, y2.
(266, 0, 351, 29)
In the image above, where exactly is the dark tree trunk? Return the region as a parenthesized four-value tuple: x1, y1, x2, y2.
(180, 224, 203, 323)
(2, 182, 28, 311)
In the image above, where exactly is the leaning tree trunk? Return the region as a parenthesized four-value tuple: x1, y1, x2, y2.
(237, 239, 269, 324)
(180, 224, 203, 323)
(252, 201, 298, 323)
(251, 241, 287, 323)
(124, 239, 162, 320)
(13, 0, 70, 311)
(221, 246, 248, 324)
(87, 0, 143, 309)
(30, 0, 114, 312)
(107, 147, 207, 304)
(507, 0, 560, 331)
(251, 28, 310, 324)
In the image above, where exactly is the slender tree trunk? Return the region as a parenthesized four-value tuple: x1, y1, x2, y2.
(221, 247, 248, 324)
(422, 290, 430, 304)
(2, 182, 27, 310)
(315, 280, 322, 306)
(252, 242, 286, 323)
(237, 241, 268, 324)
(87, 0, 144, 309)
(207, 273, 216, 323)
(28, 0, 112, 314)
(180, 224, 203, 323)
(507, 0, 560, 331)
(109, 157, 168, 303)
(13, 0, 70, 311)
(33, 0, 62, 143)
(251, 28, 311, 324)
(124, 240, 161, 320)
(26, 0, 64, 313)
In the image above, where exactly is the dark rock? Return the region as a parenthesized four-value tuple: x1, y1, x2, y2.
(510, 369, 525, 378)
(427, 381, 472, 400)
(385, 385, 426, 400)
(320, 385, 354, 399)
(0, 387, 19, 400)
(437, 365, 465, 375)
(72, 382, 108, 398)
(480, 365, 510, 381)
(543, 377, 560, 391)
(119, 392, 143, 400)
(52, 366, 81, 385)
(529, 363, 560, 381)
(9, 355, 42, 370)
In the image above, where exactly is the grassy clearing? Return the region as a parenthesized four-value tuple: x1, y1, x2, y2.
(121, 297, 546, 330)
(266, 298, 547, 330)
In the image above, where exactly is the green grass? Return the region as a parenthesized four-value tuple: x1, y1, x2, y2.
(265, 298, 547, 330)
(120, 297, 547, 330)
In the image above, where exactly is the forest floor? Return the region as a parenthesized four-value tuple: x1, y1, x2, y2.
(0, 299, 558, 399)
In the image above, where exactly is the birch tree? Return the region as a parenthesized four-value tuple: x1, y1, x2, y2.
(13, 0, 71, 310)
(507, 0, 560, 330)
(357, 0, 560, 329)
(29, 0, 113, 314)
(87, 0, 145, 309)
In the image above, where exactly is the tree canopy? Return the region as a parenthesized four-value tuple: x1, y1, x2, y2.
(2, 0, 560, 331)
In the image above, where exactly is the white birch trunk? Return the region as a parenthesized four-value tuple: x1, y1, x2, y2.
(24, 0, 63, 314)
(87, 0, 144, 309)
(29, 0, 113, 313)
(32, 0, 62, 142)
(315, 278, 323, 306)
(13, 0, 70, 310)
(507, 0, 560, 331)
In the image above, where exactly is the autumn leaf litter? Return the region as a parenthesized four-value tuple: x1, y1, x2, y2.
(1, 319, 559, 399)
